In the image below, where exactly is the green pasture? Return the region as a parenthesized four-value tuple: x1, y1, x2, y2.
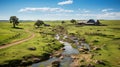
(0, 21, 62, 65)
(64, 20, 120, 67)
(0, 20, 120, 67)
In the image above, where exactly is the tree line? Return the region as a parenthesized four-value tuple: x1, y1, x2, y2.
(9, 16, 78, 28)
(9, 16, 101, 28)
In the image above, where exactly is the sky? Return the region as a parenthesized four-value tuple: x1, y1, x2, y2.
(0, 0, 120, 20)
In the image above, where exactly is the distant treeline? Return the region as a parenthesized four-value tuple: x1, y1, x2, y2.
(0, 20, 35, 22)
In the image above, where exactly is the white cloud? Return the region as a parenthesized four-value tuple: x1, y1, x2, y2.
(58, 0, 73, 5)
(101, 8, 113, 12)
(19, 7, 73, 12)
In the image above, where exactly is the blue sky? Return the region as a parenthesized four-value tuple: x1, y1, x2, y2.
(0, 0, 120, 20)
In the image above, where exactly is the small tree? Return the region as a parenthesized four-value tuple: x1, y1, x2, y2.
(70, 19, 76, 24)
(9, 16, 19, 28)
(61, 21, 65, 24)
(34, 20, 44, 28)
(95, 20, 100, 25)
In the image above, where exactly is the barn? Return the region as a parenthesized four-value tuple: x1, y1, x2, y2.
(78, 19, 100, 25)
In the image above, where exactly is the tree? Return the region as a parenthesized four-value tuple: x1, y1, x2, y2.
(9, 16, 19, 28)
(34, 20, 44, 28)
(61, 21, 65, 24)
(70, 19, 77, 24)
(95, 20, 100, 25)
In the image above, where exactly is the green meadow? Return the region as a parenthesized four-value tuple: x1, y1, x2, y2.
(0, 20, 120, 67)
(0, 21, 63, 65)
(65, 20, 120, 67)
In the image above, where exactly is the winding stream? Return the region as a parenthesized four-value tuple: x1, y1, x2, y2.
(32, 34, 90, 67)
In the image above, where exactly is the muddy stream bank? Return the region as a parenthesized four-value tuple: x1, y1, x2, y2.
(31, 34, 90, 67)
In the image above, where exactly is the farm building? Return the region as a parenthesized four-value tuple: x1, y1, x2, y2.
(78, 19, 100, 25)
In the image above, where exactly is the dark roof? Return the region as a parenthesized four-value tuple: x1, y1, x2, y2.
(87, 19, 96, 23)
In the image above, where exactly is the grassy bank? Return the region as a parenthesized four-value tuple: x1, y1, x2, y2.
(0, 22, 63, 66)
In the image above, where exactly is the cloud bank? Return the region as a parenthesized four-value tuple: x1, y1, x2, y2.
(17, 7, 120, 20)
(76, 12, 120, 20)
(101, 8, 113, 12)
(19, 7, 73, 12)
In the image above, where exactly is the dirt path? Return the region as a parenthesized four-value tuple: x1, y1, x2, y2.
(0, 30, 35, 49)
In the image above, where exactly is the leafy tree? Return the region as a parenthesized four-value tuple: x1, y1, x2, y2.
(61, 21, 65, 24)
(70, 19, 77, 24)
(9, 16, 19, 28)
(34, 20, 44, 28)
(95, 20, 100, 25)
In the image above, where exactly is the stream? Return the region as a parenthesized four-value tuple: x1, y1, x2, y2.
(32, 34, 90, 67)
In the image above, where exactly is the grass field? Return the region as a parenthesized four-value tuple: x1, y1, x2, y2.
(0, 21, 63, 65)
(0, 20, 120, 67)
(64, 20, 120, 67)
(0, 22, 29, 45)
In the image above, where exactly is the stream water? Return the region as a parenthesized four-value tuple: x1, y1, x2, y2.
(32, 34, 90, 67)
